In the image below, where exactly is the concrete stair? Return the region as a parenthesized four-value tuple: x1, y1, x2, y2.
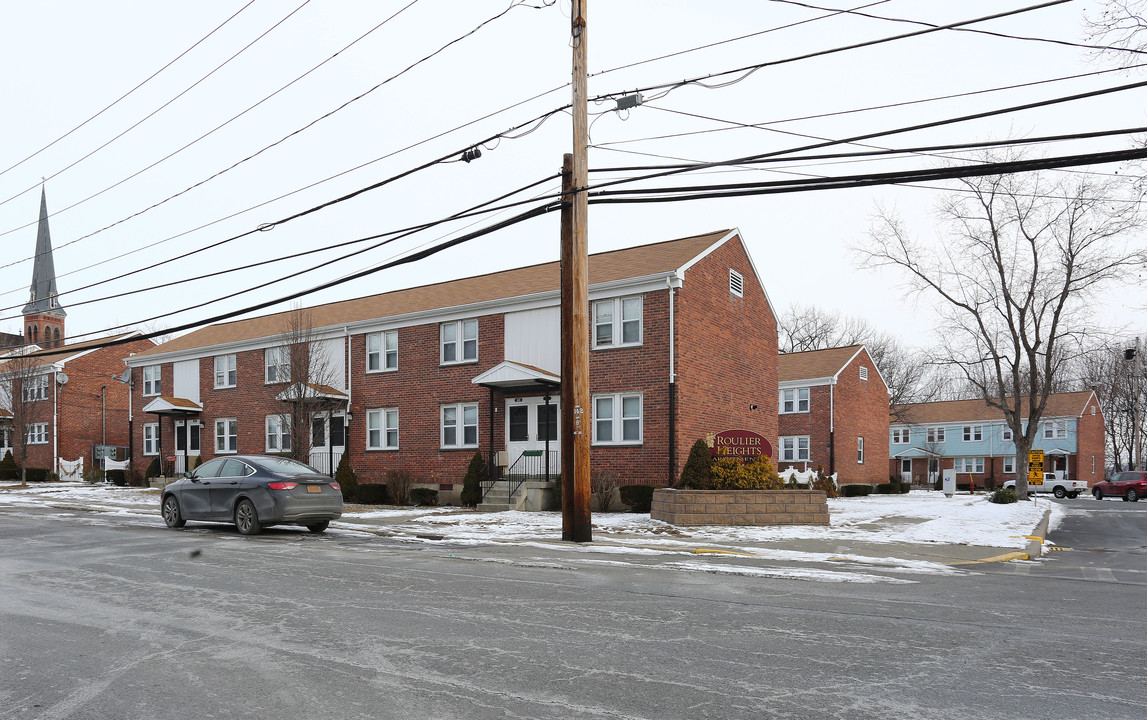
(477, 480, 527, 512)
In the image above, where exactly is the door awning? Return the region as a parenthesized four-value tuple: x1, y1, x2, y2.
(275, 382, 349, 403)
(891, 447, 943, 459)
(143, 396, 203, 415)
(472, 361, 560, 389)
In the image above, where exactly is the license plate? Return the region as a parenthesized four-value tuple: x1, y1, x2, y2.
(306, 485, 322, 494)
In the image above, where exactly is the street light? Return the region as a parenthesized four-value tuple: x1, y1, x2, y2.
(1125, 338, 1143, 471)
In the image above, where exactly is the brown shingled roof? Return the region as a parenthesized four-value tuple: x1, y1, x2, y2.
(0, 332, 144, 370)
(893, 390, 1098, 425)
(133, 230, 734, 357)
(778, 345, 864, 382)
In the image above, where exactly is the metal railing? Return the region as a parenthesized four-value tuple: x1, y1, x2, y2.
(481, 449, 560, 502)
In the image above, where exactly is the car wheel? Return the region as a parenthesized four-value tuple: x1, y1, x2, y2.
(162, 495, 186, 528)
(1068, 492, 1079, 499)
(306, 521, 329, 533)
(1053, 486, 1066, 499)
(1129, 489, 1140, 503)
(235, 499, 261, 535)
(1093, 488, 1103, 500)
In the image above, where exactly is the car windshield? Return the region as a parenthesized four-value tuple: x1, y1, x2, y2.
(257, 456, 324, 476)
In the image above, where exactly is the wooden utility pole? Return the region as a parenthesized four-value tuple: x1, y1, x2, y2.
(561, 0, 591, 542)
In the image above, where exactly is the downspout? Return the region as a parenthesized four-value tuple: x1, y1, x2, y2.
(344, 327, 351, 474)
(667, 275, 682, 485)
(828, 383, 835, 476)
(52, 365, 59, 476)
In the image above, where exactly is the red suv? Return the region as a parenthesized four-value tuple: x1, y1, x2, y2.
(1093, 471, 1147, 502)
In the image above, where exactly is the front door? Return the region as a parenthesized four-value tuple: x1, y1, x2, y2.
(310, 413, 345, 475)
(174, 420, 201, 475)
(901, 458, 912, 484)
(505, 396, 560, 475)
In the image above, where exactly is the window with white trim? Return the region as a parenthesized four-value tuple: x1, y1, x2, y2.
(857, 436, 865, 464)
(441, 320, 478, 364)
(441, 403, 478, 448)
(780, 387, 810, 414)
(926, 426, 946, 443)
(953, 457, 984, 473)
(265, 346, 290, 384)
(23, 374, 49, 402)
(142, 365, 161, 396)
(1043, 420, 1067, 439)
(729, 269, 744, 298)
(1001, 427, 1013, 442)
(367, 408, 399, 450)
(25, 423, 48, 445)
(214, 354, 237, 388)
(143, 423, 158, 455)
(367, 331, 398, 372)
(265, 415, 291, 452)
(962, 425, 983, 442)
(780, 436, 810, 462)
(593, 393, 643, 445)
(215, 418, 238, 453)
(1003, 456, 1015, 473)
(593, 296, 642, 348)
(891, 428, 910, 444)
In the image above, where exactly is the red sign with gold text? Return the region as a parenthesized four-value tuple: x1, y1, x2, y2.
(707, 430, 773, 460)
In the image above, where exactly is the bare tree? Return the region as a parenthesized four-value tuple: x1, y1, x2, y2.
(273, 307, 342, 467)
(0, 348, 54, 484)
(860, 166, 1146, 498)
(1085, 1, 1147, 58)
(1080, 338, 1146, 472)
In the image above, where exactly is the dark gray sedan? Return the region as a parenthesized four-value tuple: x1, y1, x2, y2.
(160, 455, 342, 535)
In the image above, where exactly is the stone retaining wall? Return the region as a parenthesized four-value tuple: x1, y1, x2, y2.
(651, 488, 829, 526)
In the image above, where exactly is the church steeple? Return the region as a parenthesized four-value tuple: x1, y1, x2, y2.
(23, 187, 65, 348)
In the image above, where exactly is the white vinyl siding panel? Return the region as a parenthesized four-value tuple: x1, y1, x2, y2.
(173, 359, 200, 403)
(504, 307, 560, 374)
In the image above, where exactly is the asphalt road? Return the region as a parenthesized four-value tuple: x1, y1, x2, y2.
(0, 501, 1144, 720)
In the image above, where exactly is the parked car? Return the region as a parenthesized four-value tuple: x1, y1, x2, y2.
(1092, 471, 1147, 502)
(1003, 473, 1087, 499)
(160, 455, 342, 535)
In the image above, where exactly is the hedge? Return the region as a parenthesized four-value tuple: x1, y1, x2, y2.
(619, 485, 655, 513)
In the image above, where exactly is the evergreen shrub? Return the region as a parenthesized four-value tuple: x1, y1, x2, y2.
(989, 487, 1018, 504)
(678, 439, 713, 489)
(0, 451, 19, 480)
(619, 484, 655, 513)
(107, 470, 127, 486)
(335, 454, 359, 503)
(355, 483, 390, 505)
(841, 484, 873, 497)
(709, 456, 782, 490)
(411, 488, 439, 506)
(460, 451, 486, 508)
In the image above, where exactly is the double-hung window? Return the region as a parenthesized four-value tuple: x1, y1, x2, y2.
(214, 354, 237, 388)
(857, 437, 865, 464)
(25, 423, 48, 445)
(926, 426, 946, 443)
(143, 423, 158, 455)
(780, 388, 810, 414)
(441, 403, 478, 448)
(954, 457, 984, 473)
(1043, 420, 1067, 439)
(593, 393, 642, 445)
(367, 331, 398, 372)
(962, 425, 983, 442)
(142, 366, 161, 396)
(23, 375, 49, 401)
(891, 428, 909, 444)
(441, 320, 478, 364)
(1003, 456, 1015, 473)
(265, 347, 290, 384)
(1001, 427, 1013, 442)
(593, 296, 642, 348)
(215, 418, 238, 453)
(780, 436, 810, 463)
(265, 415, 291, 452)
(367, 408, 399, 450)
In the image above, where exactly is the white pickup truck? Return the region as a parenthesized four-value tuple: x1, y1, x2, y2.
(1004, 473, 1088, 499)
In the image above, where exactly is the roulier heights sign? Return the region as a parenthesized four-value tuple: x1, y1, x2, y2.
(707, 430, 773, 460)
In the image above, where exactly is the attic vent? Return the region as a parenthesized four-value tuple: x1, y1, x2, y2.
(729, 269, 744, 297)
(859, 366, 869, 381)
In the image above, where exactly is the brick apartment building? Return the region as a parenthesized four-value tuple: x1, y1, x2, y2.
(776, 345, 890, 485)
(123, 230, 778, 503)
(0, 189, 156, 474)
(890, 390, 1106, 488)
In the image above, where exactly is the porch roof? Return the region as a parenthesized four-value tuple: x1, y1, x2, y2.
(143, 396, 203, 415)
(472, 361, 560, 389)
(274, 382, 349, 403)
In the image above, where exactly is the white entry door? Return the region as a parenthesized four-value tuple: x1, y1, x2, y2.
(505, 396, 559, 472)
(900, 458, 912, 484)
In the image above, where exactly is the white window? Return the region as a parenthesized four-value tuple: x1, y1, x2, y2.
(926, 426, 946, 443)
(143, 423, 159, 455)
(265, 415, 291, 452)
(22, 375, 49, 402)
(780, 436, 810, 462)
(265, 347, 290, 384)
(593, 296, 642, 348)
(142, 365, 161, 396)
(729, 269, 744, 297)
(780, 387, 810, 414)
(0, 426, 9, 449)
(593, 393, 643, 445)
(441, 320, 478, 364)
(367, 408, 399, 449)
(215, 418, 238, 453)
(962, 425, 983, 442)
(1043, 420, 1067, 439)
(441, 403, 478, 448)
(214, 354, 237, 388)
(1001, 427, 1013, 442)
(1003, 456, 1015, 473)
(859, 366, 869, 381)
(367, 331, 398, 372)
(954, 457, 984, 473)
(25, 423, 48, 445)
(858, 437, 865, 464)
(891, 428, 910, 444)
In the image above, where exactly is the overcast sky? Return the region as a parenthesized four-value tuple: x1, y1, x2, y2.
(0, 0, 1144, 351)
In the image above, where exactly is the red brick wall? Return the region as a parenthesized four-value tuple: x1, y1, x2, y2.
(777, 385, 832, 473)
(831, 349, 890, 484)
(674, 235, 778, 483)
(1075, 398, 1105, 486)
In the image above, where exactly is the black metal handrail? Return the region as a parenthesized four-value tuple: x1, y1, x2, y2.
(481, 449, 559, 502)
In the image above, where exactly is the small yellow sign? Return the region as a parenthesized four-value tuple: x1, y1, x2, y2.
(1028, 449, 1044, 481)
